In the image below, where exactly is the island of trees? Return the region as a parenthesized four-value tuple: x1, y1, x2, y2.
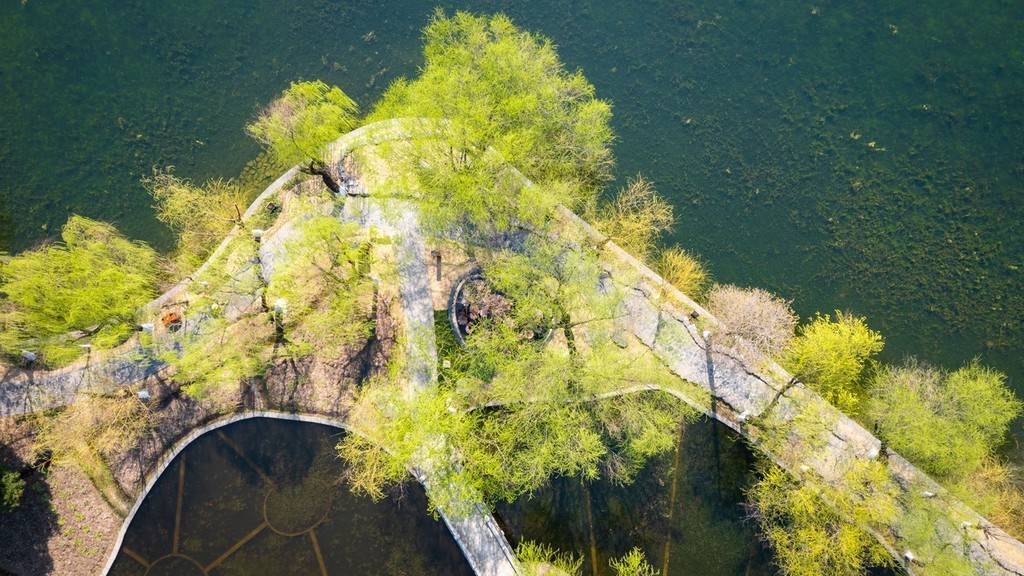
(1, 10, 1021, 576)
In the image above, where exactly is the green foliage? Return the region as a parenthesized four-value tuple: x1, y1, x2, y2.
(609, 548, 659, 576)
(593, 175, 674, 261)
(369, 10, 613, 232)
(0, 468, 24, 513)
(35, 390, 151, 497)
(168, 314, 277, 403)
(655, 247, 710, 300)
(342, 233, 697, 511)
(783, 312, 883, 414)
(866, 359, 1022, 481)
(748, 460, 897, 576)
(247, 80, 359, 166)
(145, 170, 247, 272)
(516, 540, 582, 576)
(266, 216, 376, 358)
(0, 216, 158, 366)
(953, 457, 1024, 540)
(895, 494, 975, 576)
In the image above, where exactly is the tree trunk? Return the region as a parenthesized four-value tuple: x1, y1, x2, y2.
(304, 160, 340, 194)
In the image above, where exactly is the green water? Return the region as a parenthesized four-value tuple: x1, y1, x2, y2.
(2, 0, 1021, 413)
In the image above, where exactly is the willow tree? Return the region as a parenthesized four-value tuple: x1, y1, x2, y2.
(0, 216, 158, 366)
(145, 170, 247, 272)
(247, 80, 360, 193)
(368, 10, 614, 233)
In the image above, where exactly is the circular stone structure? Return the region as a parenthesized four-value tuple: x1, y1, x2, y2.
(143, 555, 206, 576)
(263, 476, 334, 536)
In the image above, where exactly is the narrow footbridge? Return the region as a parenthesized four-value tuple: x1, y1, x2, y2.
(1, 120, 1022, 576)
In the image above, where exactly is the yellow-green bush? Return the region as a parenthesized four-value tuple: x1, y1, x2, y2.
(783, 312, 883, 414)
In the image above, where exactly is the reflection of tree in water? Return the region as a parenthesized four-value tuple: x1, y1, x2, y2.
(497, 418, 774, 576)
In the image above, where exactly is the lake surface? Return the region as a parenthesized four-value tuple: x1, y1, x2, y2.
(107, 418, 474, 576)
(2, 1, 1020, 430)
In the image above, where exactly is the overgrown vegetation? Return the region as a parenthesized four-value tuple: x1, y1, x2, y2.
(655, 247, 710, 301)
(593, 175, 674, 261)
(0, 216, 158, 366)
(34, 389, 151, 500)
(748, 460, 897, 576)
(247, 80, 360, 191)
(146, 170, 247, 272)
(608, 547, 660, 576)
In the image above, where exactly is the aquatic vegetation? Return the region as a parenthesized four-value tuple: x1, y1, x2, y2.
(0, 216, 158, 366)
(516, 540, 584, 576)
(608, 547, 660, 576)
(782, 312, 883, 414)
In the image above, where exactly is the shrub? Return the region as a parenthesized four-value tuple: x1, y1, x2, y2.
(145, 170, 247, 272)
(783, 312, 883, 414)
(594, 175, 674, 261)
(516, 541, 583, 576)
(748, 460, 897, 576)
(954, 457, 1024, 540)
(706, 284, 797, 362)
(655, 247, 710, 300)
(0, 216, 158, 366)
(865, 359, 1021, 481)
(0, 468, 24, 513)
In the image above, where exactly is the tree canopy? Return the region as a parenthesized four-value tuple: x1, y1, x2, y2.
(146, 170, 247, 272)
(368, 10, 613, 234)
(247, 80, 360, 167)
(0, 216, 158, 365)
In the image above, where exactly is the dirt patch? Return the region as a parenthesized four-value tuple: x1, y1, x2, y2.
(0, 465, 119, 576)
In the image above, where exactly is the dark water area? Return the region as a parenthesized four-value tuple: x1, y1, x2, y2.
(107, 418, 474, 576)
(2, 1, 1021, 434)
(497, 417, 774, 576)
